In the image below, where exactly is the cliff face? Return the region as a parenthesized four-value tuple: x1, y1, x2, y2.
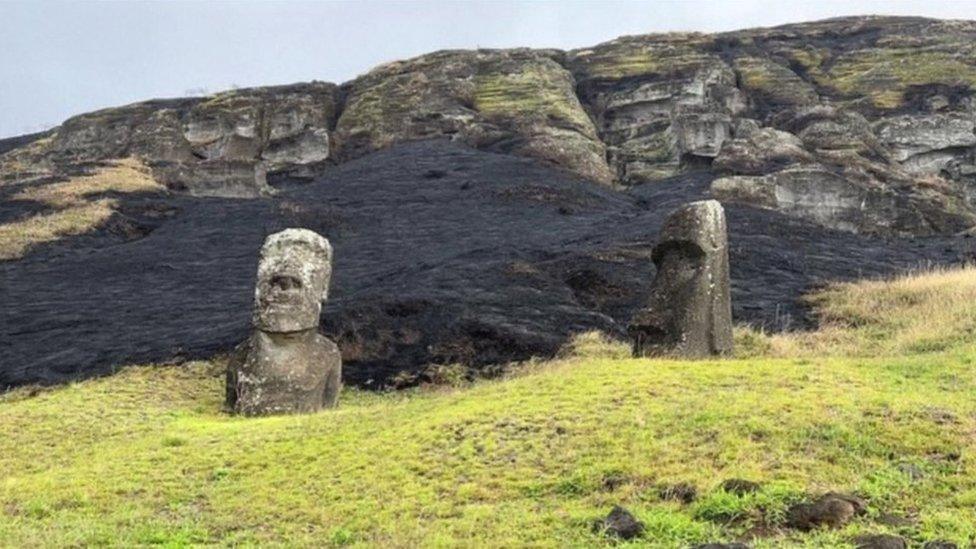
(4, 16, 976, 234)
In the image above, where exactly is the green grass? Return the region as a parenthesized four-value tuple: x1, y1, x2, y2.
(3, 269, 976, 546)
(826, 46, 976, 109)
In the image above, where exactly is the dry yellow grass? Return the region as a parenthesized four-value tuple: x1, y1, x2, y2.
(0, 136, 54, 184)
(736, 264, 976, 358)
(0, 200, 117, 260)
(0, 158, 163, 260)
(12, 157, 160, 206)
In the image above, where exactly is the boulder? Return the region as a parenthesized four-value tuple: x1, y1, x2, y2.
(152, 159, 273, 198)
(658, 482, 698, 503)
(714, 125, 813, 175)
(597, 505, 644, 540)
(923, 541, 959, 549)
(718, 478, 761, 495)
(785, 493, 867, 531)
(788, 107, 882, 156)
(874, 113, 976, 176)
(629, 200, 733, 358)
(226, 229, 342, 416)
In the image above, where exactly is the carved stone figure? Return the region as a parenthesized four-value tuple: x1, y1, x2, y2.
(629, 200, 733, 357)
(226, 228, 342, 415)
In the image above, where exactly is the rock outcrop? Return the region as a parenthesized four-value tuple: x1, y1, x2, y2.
(41, 83, 340, 196)
(786, 493, 867, 531)
(335, 49, 614, 184)
(568, 34, 744, 183)
(6, 16, 976, 236)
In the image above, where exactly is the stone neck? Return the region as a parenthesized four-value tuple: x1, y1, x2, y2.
(256, 327, 318, 345)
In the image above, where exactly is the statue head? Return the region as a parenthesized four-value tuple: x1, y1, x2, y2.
(253, 228, 333, 333)
(629, 200, 732, 357)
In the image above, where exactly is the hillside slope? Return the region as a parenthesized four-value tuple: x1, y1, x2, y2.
(2, 268, 975, 546)
(3, 141, 971, 389)
(5, 16, 976, 388)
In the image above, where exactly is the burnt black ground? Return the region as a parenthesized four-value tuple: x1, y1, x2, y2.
(2, 140, 973, 389)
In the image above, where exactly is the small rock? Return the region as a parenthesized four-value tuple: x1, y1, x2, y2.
(785, 493, 867, 531)
(598, 506, 644, 540)
(659, 482, 698, 504)
(853, 534, 908, 549)
(923, 541, 959, 549)
(719, 478, 761, 496)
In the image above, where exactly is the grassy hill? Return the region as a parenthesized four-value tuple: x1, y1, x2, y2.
(2, 268, 976, 547)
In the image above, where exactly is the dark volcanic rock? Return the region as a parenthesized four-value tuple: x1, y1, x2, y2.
(1, 141, 974, 389)
(786, 493, 868, 531)
(658, 482, 698, 504)
(597, 505, 644, 540)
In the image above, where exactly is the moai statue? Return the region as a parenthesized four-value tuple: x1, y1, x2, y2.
(628, 200, 733, 358)
(226, 228, 342, 415)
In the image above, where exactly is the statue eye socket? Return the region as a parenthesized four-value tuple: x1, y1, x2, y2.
(270, 275, 302, 291)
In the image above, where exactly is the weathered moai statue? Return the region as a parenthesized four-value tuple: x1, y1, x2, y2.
(226, 228, 342, 415)
(628, 199, 733, 358)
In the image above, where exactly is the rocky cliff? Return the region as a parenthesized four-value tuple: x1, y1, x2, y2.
(5, 17, 976, 235)
(5, 16, 976, 235)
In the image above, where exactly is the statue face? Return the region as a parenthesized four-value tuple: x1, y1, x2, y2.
(254, 229, 332, 332)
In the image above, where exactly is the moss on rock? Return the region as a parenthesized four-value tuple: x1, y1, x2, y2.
(336, 49, 614, 184)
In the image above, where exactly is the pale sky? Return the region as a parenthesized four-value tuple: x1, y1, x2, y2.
(3, 0, 976, 138)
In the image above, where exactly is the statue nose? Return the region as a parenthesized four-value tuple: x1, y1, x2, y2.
(271, 275, 302, 291)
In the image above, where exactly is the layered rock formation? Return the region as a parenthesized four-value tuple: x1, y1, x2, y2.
(5, 16, 976, 236)
(13, 83, 339, 197)
(335, 49, 614, 184)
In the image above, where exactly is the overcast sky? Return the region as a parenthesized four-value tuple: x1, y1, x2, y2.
(3, 0, 976, 138)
